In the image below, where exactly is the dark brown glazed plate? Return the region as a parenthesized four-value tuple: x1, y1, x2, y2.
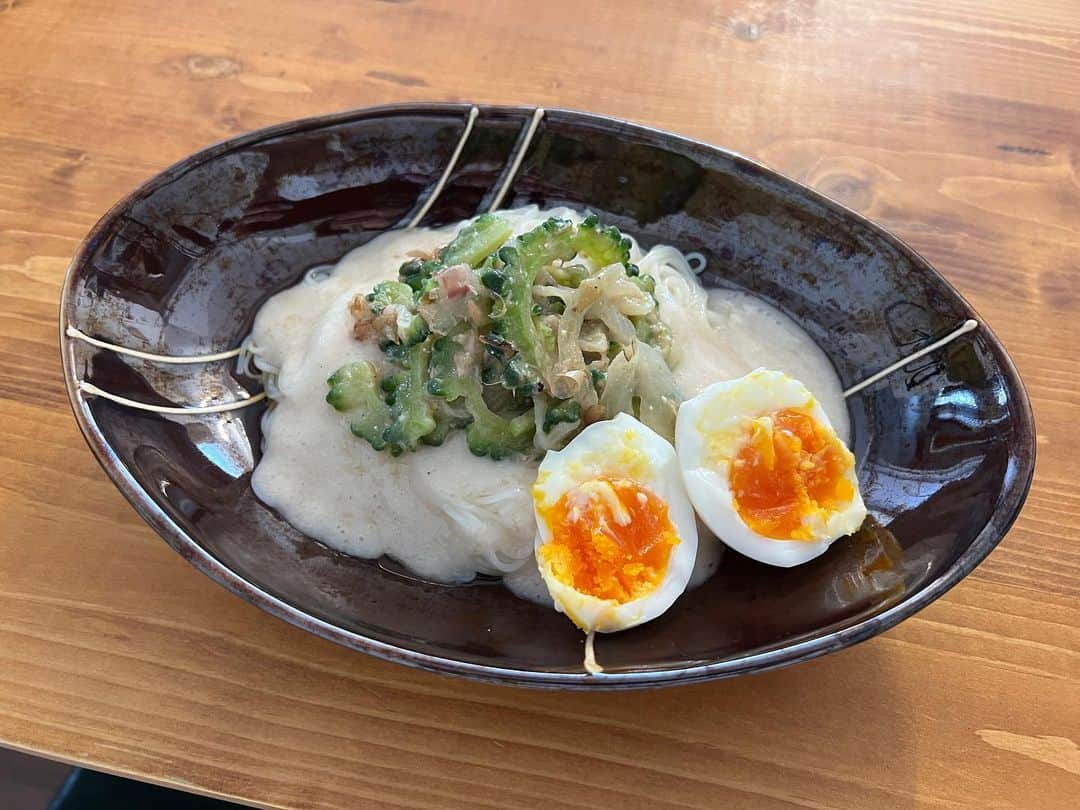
(60, 103, 1035, 688)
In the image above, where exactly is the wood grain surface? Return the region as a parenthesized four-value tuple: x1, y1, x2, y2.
(1, 0, 1078, 807)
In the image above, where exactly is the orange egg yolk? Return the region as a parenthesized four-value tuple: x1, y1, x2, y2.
(730, 408, 854, 540)
(538, 478, 679, 603)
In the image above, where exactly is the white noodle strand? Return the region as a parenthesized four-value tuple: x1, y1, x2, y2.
(66, 325, 241, 363)
(406, 106, 479, 228)
(487, 108, 544, 212)
(583, 630, 604, 675)
(234, 335, 261, 378)
(843, 319, 978, 398)
(78, 381, 266, 415)
(684, 251, 707, 274)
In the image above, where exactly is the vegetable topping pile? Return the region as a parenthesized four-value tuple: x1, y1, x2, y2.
(327, 214, 680, 460)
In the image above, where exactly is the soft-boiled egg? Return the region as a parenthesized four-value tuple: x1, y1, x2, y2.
(532, 412, 699, 634)
(676, 369, 866, 567)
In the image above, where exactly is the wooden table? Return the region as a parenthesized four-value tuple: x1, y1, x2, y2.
(1, 1, 1077, 807)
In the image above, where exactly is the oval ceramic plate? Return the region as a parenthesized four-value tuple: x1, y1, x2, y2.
(60, 103, 1035, 688)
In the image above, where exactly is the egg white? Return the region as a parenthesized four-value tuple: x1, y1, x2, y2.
(532, 413, 699, 633)
(675, 369, 866, 568)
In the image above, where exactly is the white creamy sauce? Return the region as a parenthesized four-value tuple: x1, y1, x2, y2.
(249, 206, 849, 602)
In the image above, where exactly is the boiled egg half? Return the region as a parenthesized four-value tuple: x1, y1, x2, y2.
(532, 412, 699, 634)
(676, 369, 866, 567)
